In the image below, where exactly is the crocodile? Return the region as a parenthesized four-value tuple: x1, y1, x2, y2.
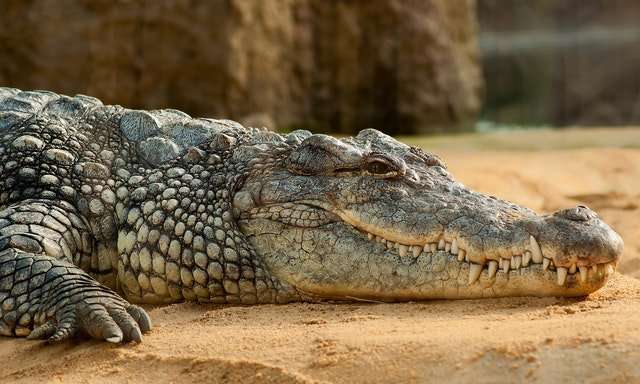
(0, 88, 623, 343)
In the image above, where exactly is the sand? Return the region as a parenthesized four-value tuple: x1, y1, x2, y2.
(1, 128, 640, 383)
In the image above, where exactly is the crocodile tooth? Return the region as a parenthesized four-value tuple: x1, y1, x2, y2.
(512, 255, 522, 269)
(557, 267, 567, 286)
(542, 258, 550, 271)
(386, 241, 394, 250)
(522, 251, 531, 267)
(579, 266, 588, 282)
(445, 242, 451, 253)
(430, 243, 437, 252)
(488, 261, 498, 278)
(529, 236, 543, 263)
(569, 263, 577, 274)
(398, 244, 408, 257)
(605, 263, 614, 276)
(457, 249, 465, 262)
(376, 236, 384, 243)
(502, 258, 510, 274)
(451, 239, 459, 255)
(469, 263, 482, 284)
(411, 245, 422, 258)
(591, 264, 598, 274)
(423, 244, 430, 253)
(368, 233, 374, 240)
(438, 239, 445, 250)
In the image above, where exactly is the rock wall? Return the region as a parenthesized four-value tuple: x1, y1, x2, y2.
(478, 0, 640, 127)
(0, 0, 481, 134)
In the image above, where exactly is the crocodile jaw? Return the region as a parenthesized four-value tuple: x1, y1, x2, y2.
(239, 202, 621, 301)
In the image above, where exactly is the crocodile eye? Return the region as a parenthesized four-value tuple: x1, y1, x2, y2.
(366, 160, 394, 175)
(364, 154, 404, 178)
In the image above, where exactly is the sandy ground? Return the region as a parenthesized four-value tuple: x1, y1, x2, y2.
(2, 128, 640, 383)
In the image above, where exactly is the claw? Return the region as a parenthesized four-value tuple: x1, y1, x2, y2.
(106, 335, 124, 343)
(129, 326, 143, 343)
(47, 312, 78, 343)
(108, 307, 144, 343)
(81, 303, 126, 342)
(103, 327, 125, 343)
(127, 305, 152, 333)
(27, 321, 57, 340)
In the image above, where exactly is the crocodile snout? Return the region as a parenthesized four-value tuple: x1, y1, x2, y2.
(537, 205, 623, 268)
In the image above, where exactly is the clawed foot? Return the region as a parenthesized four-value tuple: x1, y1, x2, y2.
(28, 297, 151, 344)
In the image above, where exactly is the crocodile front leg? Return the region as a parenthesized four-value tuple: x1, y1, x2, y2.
(0, 201, 151, 342)
(0, 250, 150, 342)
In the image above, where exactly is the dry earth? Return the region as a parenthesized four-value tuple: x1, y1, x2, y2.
(2, 128, 640, 383)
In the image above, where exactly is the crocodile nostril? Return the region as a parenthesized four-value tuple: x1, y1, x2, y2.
(555, 206, 598, 222)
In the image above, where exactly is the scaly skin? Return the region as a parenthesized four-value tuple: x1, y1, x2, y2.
(0, 88, 623, 343)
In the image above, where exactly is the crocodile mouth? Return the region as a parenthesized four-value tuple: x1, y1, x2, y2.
(346, 223, 616, 287)
(241, 201, 617, 288)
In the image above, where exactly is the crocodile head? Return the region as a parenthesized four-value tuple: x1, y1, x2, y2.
(235, 129, 623, 301)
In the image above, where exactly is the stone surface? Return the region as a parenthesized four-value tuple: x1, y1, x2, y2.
(0, 0, 481, 134)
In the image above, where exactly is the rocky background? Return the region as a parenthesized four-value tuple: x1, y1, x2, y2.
(478, 0, 640, 127)
(0, 0, 481, 135)
(3, 0, 638, 132)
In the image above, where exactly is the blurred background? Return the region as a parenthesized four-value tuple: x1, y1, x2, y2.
(479, 0, 640, 129)
(2, 0, 640, 134)
(1, 0, 640, 276)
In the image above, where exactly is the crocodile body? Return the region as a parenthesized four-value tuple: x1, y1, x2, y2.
(0, 88, 623, 343)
